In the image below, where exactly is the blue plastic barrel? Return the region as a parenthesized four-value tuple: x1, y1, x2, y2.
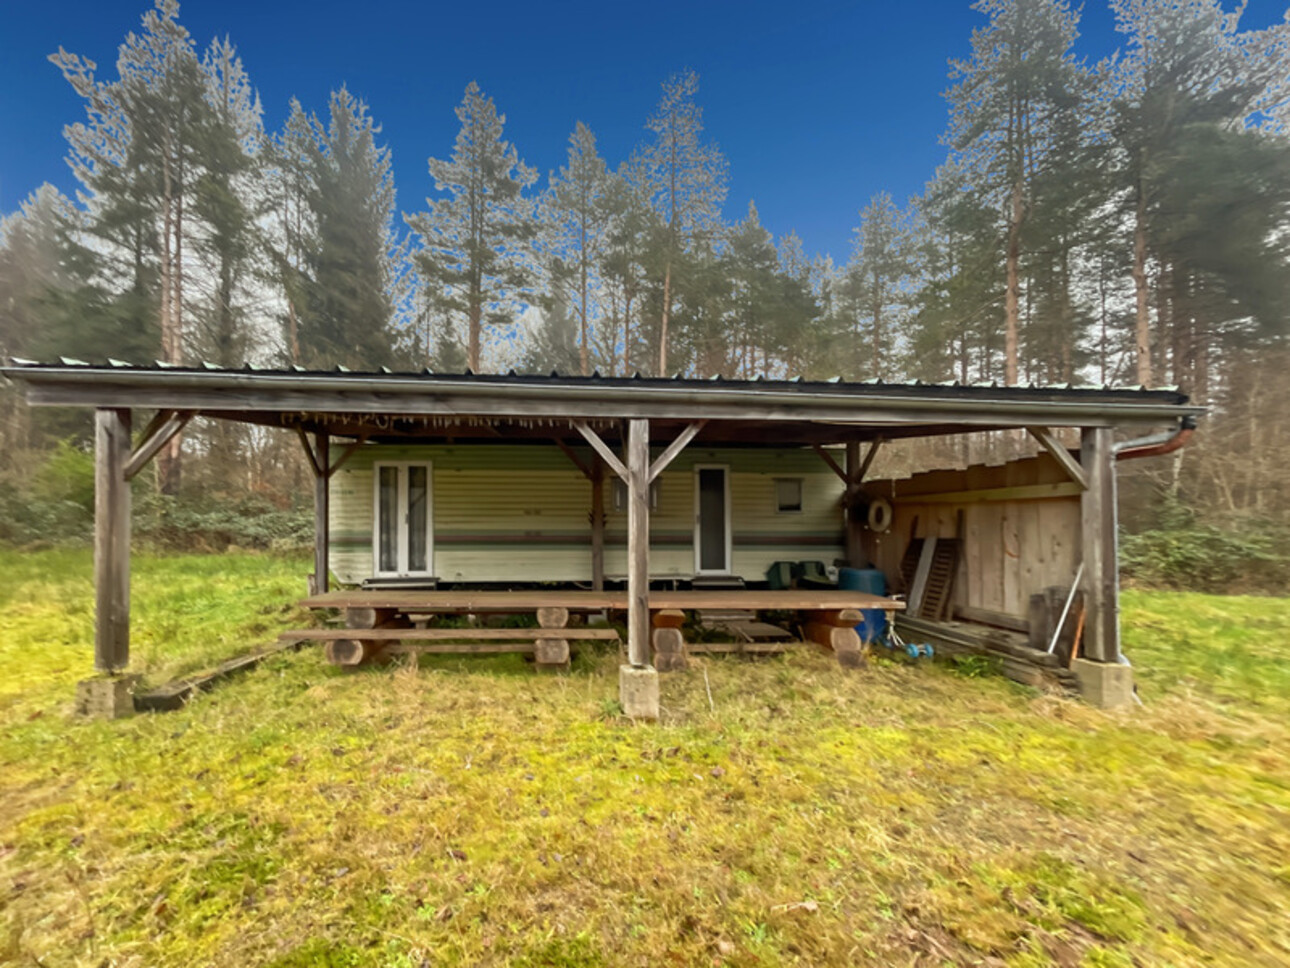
(839, 567, 887, 645)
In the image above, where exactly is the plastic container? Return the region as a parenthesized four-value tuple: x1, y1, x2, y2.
(766, 561, 795, 590)
(840, 567, 888, 644)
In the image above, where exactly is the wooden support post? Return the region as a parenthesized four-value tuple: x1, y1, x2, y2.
(314, 431, 330, 595)
(627, 419, 651, 668)
(844, 440, 864, 567)
(591, 458, 605, 592)
(1080, 427, 1119, 663)
(95, 408, 132, 673)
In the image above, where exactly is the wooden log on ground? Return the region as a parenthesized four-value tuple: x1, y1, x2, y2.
(537, 606, 569, 629)
(135, 639, 309, 712)
(652, 609, 686, 629)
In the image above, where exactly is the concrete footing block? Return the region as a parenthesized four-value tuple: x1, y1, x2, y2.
(619, 664, 659, 720)
(1072, 658, 1134, 709)
(75, 674, 140, 720)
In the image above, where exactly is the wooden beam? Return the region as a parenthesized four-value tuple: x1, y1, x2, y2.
(1080, 427, 1119, 662)
(891, 482, 1083, 505)
(296, 425, 324, 478)
(591, 458, 605, 592)
(813, 444, 848, 484)
(626, 418, 650, 667)
(124, 410, 192, 481)
(857, 438, 883, 482)
(94, 409, 131, 672)
(1028, 426, 1089, 489)
(327, 433, 370, 478)
(553, 437, 593, 479)
(281, 627, 621, 641)
(648, 420, 706, 482)
(314, 432, 330, 595)
(574, 420, 627, 481)
(844, 441, 864, 566)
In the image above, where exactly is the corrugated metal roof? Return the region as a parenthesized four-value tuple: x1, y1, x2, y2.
(4, 357, 1186, 400)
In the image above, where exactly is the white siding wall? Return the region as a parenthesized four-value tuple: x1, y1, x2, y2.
(329, 443, 845, 585)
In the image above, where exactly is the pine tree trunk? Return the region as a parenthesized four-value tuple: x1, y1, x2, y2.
(157, 132, 182, 495)
(659, 258, 672, 376)
(579, 218, 590, 376)
(1132, 184, 1152, 386)
(468, 275, 482, 373)
(1004, 176, 1023, 386)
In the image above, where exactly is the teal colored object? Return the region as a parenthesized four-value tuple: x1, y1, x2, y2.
(840, 568, 888, 644)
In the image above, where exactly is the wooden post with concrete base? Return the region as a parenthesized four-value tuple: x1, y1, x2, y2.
(1074, 426, 1133, 708)
(620, 419, 659, 717)
(313, 432, 330, 595)
(79, 408, 135, 718)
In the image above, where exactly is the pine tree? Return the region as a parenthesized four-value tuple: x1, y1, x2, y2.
(635, 69, 728, 373)
(520, 299, 580, 375)
(944, 0, 1086, 385)
(1106, 0, 1290, 391)
(846, 192, 917, 380)
(296, 87, 400, 370)
(191, 36, 264, 368)
(544, 122, 611, 375)
(407, 82, 538, 372)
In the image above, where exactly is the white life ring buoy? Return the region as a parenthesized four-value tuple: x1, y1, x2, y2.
(867, 497, 893, 533)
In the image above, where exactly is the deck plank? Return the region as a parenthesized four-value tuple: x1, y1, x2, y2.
(300, 589, 903, 612)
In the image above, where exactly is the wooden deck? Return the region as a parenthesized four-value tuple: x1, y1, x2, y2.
(299, 589, 904, 613)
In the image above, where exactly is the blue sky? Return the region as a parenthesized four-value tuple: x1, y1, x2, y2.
(2, 0, 1286, 261)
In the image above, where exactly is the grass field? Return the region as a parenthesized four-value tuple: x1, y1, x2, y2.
(1, 549, 1287, 967)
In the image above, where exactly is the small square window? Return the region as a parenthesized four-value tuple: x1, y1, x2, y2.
(612, 478, 660, 511)
(775, 478, 803, 513)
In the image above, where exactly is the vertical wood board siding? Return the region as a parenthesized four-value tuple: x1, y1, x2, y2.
(861, 454, 1081, 618)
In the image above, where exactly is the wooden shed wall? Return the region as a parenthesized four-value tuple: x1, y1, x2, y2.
(860, 454, 1081, 618)
(328, 443, 845, 585)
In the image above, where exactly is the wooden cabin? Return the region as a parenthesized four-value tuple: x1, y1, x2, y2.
(0, 362, 1204, 716)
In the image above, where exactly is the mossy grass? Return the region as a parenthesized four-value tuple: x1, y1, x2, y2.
(2, 550, 1288, 965)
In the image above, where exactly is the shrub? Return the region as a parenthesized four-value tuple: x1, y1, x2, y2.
(1120, 504, 1290, 594)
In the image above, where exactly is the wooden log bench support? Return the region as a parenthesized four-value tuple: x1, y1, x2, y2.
(534, 606, 573, 670)
(801, 608, 866, 668)
(651, 610, 689, 672)
(322, 606, 411, 667)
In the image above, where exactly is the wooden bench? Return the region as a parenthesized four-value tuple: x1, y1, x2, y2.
(280, 627, 621, 667)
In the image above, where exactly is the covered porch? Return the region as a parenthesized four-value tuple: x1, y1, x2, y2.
(0, 361, 1202, 717)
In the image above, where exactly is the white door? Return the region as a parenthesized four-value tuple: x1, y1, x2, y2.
(373, 462, 433, 577)
(693, 465, 732, 575)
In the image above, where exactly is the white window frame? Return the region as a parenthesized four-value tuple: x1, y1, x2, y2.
(372, 461, 434, 578)
(692, 464, 732, 576)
